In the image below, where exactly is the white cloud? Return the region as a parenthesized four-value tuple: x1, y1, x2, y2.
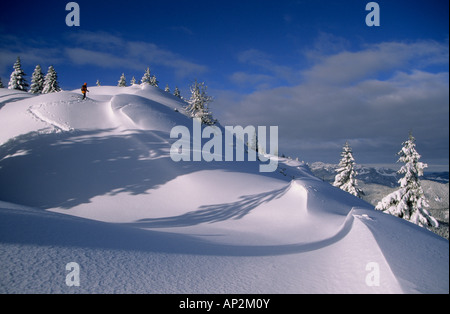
(68, 31, 126, 51)
(65, 48, 135, 69)
(229, 71, 275, 89)
(125, 41, 208, 78)
(64, 32, 208, 79)
(216, 40, 449, 165)
(0, 35, 64, 78)
(302, 40, 449, 86)
(0, 32, 208, 81)
(236, 49, 299, 84)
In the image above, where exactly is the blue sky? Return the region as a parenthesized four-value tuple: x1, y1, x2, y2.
(0, 0, 448, 170)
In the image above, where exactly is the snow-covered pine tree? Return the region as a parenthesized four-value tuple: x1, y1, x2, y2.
(118, 73, 127, 87)
(375, 133, 438, 229)
(149, 75, 159, 87)
(250, 130, 259, 154)
(29, 65, 44, 94)
(8, 57, 28, 91)
(42, 66, 61, 94)
(333, 142, 363, 198)
(165, 84, 170, 93)
(174, 86, 181, 98)
(130, 76, 136, 85)
(141, 68, 151, 85)
(185, 80, 215, 125)
(250, 130, 262, 161)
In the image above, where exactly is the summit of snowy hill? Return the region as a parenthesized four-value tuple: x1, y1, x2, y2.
(0, 86, 448, 294)
(0, 85, 189, 144)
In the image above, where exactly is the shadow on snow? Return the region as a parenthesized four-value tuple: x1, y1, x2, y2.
(0, 128, 266, 210)
(124, 184, 291, 228)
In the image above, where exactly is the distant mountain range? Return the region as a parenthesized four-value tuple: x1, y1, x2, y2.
(308, 162, 449, 187)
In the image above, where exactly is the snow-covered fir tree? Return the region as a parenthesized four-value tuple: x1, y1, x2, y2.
(141, 68, 151, 85)
(149, 75, 159, 87)
(249, 130, 262, 161)
(96, 80, 101, 86)
(42, 66, 61, 94)
(333, 142, 363, 198)
(375, 133, 438, 229)
(250, 131, 259, 154)
(130, 76, 136, 85)
(118, 73, 127, 87)
(185, 80, 216, 125)
(173, 86, 181, 98)
(8, 57, 28, 91)
(29, 65, 45, 94)
(164, 84, 170, 93)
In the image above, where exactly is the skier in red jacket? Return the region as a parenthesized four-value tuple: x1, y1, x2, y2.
(81, 83, 89, 100)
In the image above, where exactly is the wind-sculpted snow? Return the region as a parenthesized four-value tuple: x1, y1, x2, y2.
(110, 93, 190, 132)
(0, 89, 34, 110)
(3, 199, 445, 293)
(0, 87, 448, 294)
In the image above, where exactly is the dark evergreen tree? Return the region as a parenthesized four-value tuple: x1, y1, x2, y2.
(174, 86, 181, 98)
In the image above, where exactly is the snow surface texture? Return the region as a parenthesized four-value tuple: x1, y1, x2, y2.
(0, 86, 448, 294)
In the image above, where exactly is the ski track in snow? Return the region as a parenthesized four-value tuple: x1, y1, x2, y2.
(28, 102, 73, 132)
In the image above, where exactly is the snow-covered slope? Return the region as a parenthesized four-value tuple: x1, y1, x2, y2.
(0, 86, 448, 294)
